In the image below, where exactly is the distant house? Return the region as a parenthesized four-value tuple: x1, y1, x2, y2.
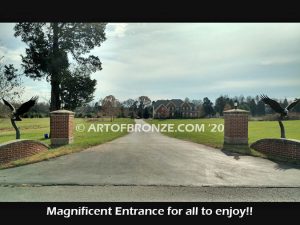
(152, 99, 201, 119)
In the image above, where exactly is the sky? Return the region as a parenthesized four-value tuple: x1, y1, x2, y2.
(0, 23, 300, 103)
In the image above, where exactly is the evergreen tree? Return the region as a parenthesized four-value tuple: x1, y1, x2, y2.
(60, 69, 96, 110)
(214, 96, 226, 116)
(256, 100, 266, 116)
(203, 97, 214, 116)
(282, 98, 289, 108)
(249, 99, 257, 116)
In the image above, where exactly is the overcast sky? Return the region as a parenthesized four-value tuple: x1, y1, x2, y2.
(0, 23, 300, 103)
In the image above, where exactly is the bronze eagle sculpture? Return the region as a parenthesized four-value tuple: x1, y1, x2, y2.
(2, 96, 38, 139)
(260, 95, 300, 138)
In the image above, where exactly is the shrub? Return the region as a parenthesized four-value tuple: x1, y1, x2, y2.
(86, 114, 93, 118)
(75, 113, 83, 118)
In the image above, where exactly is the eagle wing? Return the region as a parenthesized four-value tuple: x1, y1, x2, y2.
(2, 98, 15, 112)
(260, 95, 285, 114)
(286, 98, 300, 111)
(15, 96, 38, 116)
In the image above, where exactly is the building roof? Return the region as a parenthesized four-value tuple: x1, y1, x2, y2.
(153, 100, 169, 109)
(171, 99, 184, 107)
(153, 99, 185, 109)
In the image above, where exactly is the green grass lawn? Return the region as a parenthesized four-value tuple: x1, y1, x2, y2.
(0, 117, 134, 169)
(147, 118, 300, 149)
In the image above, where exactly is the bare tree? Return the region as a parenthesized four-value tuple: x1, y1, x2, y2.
(101, 95, 119, 121)
(0, 57, 24, 117)
(0, 57, 23, 101)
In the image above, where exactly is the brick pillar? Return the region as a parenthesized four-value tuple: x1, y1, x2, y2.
(224, 109, 249, 145)
(50, 110, 74, 146)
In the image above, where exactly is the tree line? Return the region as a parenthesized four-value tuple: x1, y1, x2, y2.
(74, 95, 152, 121)
(73, 94, 300, 120)
(1, 94, 299, 119)
(204, 95, 300, 117)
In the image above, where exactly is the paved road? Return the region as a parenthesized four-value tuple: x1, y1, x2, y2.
(0, 186, 299, 202)
(0, 119, 300, 201)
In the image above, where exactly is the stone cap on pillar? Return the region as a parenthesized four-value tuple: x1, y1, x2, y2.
(50, 110, 75, 115)
(224, 109, 249, 114)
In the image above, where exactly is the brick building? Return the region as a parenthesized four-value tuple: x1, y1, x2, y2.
(152, 99, 201, 119)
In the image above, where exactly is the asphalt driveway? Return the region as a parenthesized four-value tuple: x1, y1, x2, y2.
(0, 119, 299, 187)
